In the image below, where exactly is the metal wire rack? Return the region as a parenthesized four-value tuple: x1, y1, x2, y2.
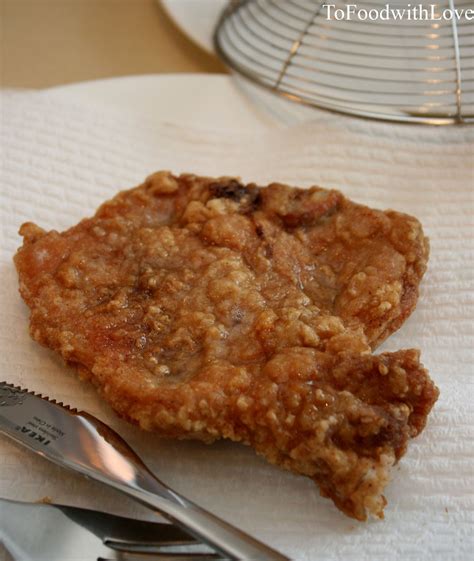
(214, 0, 474, 124)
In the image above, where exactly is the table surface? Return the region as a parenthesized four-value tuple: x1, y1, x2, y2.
(1, 0, 226, 89)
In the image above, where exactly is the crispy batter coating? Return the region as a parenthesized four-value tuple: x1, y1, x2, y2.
(14, 172, 438, 520)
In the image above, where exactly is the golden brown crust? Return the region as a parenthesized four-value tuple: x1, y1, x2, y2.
(14, 172, 438, 520)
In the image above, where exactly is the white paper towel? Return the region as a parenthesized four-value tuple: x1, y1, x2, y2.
(0, 90, 473, 561)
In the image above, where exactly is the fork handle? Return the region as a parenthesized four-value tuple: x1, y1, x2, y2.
(115, 480, 290, 561)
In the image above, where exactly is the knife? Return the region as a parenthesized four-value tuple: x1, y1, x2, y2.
(0, 381, 289, 561)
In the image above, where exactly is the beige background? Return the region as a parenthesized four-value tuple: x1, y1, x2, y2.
(1, 0, 225, 88)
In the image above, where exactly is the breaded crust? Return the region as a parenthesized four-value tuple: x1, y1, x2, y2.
(14, 172, 438, 520)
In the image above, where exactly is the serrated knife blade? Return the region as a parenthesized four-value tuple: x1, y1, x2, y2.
(0, 381, 78, 456)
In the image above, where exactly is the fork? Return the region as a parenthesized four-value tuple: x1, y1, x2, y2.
(0, 498, 222, 561)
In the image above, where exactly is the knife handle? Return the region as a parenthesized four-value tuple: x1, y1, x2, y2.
(75, 412, 290, 561)
(118, 480, 289, 561)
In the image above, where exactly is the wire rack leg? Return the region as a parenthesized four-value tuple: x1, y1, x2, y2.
(274, 0, 326, 90)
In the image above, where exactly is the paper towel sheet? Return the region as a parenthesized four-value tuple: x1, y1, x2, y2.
(0, 91, 473, 561)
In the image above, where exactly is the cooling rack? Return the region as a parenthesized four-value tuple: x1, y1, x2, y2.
(214, 0, 474, 124)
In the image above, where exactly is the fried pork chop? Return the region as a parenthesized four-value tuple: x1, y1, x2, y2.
(14, 172, 438, 520)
